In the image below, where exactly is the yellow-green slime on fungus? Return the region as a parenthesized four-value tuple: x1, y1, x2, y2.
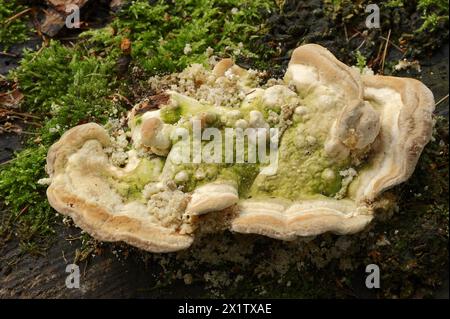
(108, 158, 163, 201)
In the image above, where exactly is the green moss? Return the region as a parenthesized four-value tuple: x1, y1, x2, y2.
(1, 40, 126, 251)
(0, 146, 55, 253)
(355, 50, 367, 72)
(0, 0, 32, 51)
(110, 0, 275, 73)
(417, 0, 449, 31)
(324, 0, 449, 33)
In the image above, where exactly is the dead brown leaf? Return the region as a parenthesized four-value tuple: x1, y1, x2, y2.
(0, 88, 24, 109)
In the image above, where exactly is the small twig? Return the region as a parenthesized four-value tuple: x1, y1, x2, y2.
(435, 94, 449, 108)
(83, 260, 88, 278)
(1, 117, 42, 127)
(381, 29, 391, 75)
(379, 36, 404, 53)
(31, 7, 43, 40)
(0, 52, 18, 58)
(0, 159, 12, 166)
(18, 130, 39, 135)
(0, 108, 41, 120)
(344, 24, 349, 43)
(58, 37, 82, 41)
(62, 250, 68, 264)
(65, 236, 83, 242)
(4, 8, 32, 25)
(376, 41, 384, 60)
(348, 29, 362, 41)
(356, 39, 366, 51)
(13, 205, 29, 222)
(29, 44, 46, 64)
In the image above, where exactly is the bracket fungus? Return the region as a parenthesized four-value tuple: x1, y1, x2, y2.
(44, 44, 435, 252)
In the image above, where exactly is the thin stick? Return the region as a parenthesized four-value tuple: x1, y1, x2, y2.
(435, 94, 449, 108)
(0, 159, 12, 166)
(0, 52, 18, 57)
(344, 24, 349, 43)
(356, 39, 366, 51)
(4, 8, 32, 25)
(29, 45, 45, 64)
(13, 205, 29, 222)
(379, 36, 404, 53)
(0, 108, 41, 119)
(18, 130, 39, 135)
(381, 29, 391, 75)
(349, 29, 363, 41)
(62, 250, 68, 264)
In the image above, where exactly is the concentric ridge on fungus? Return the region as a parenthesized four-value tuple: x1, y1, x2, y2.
(44, 44, 435, 252)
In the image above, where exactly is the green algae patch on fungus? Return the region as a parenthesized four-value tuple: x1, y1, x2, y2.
(109, 158, 163, 201)
(159, 95, 209, 124)
(169, 136, 261, 197)
(160, 105, 184, 124)
(249, 125, 347, 200)
(160, 92, 221, 125)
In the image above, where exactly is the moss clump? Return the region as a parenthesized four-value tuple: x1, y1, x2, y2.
(110, 0, 274, 73)
(11, 41, 123, 143)
(0, 146, 55, 253)
(0, 0, 32, 51)
(1, 40, 125, 252)
(355, 50, 367, 72)
(81, 0, 275, 74)
(416, 0, 449, 31)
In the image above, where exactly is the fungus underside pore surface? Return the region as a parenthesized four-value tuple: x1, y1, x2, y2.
(0, 0, 448, 298)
